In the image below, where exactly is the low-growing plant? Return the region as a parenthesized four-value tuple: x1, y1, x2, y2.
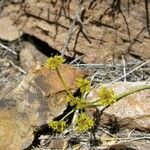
(46, 55, 150, 133)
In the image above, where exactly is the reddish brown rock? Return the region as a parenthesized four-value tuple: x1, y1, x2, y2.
(0, 65, 86, 150)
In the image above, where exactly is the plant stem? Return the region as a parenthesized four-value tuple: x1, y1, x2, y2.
(60, 109, 75, 121)
(56, 67, 73, 97)
(86, 84, 150, 107)
(116, 84, 150, 101)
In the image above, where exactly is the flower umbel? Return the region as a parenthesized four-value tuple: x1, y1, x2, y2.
(69, 97, 87, 109)
(98, 86, 116, 106)
(76, 78, 90, 94)
(46, 55, 65, 69)
(75, 113, 94, 133)
(48, 120, 67, 132)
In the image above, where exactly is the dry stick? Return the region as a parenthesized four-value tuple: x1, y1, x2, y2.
(71, 109, 79, 131)
(122, 55, 126, 82)
(118, 137, 150, 144)
(110, 136, 150, 147)
(61, 2, 84, 57)
(76, 11, 91, 44)
(98, 126, 150, 146)
(9, 59, 27, 74)
(74, 63, 139, 67)
(98, 127, 120, 141)
(90, 71, 100, 85)
(127, 129, 135, 139)
(100, 68, 110, 84)
(0, 42, 17, 55)
(70, 56, 84, 64)
(109, 60, 150, 85)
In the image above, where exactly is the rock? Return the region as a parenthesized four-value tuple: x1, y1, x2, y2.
(1, 0, 149, 63)
(10, 0, 23, 3)
(72, 144, 82, 150)
(0, 17, 22, 41)
(19, 42, 48, 72)
(130, 37, 150, 60)
(47, 139, 68, 150)
(73, 144, 89, 150)
(0, 65, 86, 149)
(103, 141, 150, 150)
(86, 82, 150, 131)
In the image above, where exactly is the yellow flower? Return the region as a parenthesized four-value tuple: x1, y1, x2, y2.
(46, 55, 65, 69)
(76, 78, 90, 94)
(48, 120, 67, 132)
(70, 97, 87, 109)
(98, 86, 116, 106)
(75, 113, 94, 133)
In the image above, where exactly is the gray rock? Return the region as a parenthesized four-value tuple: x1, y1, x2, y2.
(19, 42, 48, 72)
(0, 17, 22, 41)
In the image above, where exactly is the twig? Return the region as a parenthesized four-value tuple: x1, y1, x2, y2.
(127, 129, 135, 139)
(144, 0, 150, 35)
(109, 60, 150, 85)
(9, 59, 27, 74)
(61, 129, 74, 136)
(98, 127, 120, 141)
(122, 55, 126, 82)
(70, 56, 84, 64)
(100, 69, 110, 84)
(76, 12, 92, 44)
(0, 42, 17, 55)
(74, 63, 141, 67)
(90, 71, 100, 85)
(118, 137, 150, 144)
(72, 109, 79, 131)
(61, 1, 84, 57)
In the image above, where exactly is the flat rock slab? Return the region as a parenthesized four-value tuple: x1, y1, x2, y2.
(0, 64, 86, 150)
(86, 82, 150, 131)
(0, 17, 22, 41)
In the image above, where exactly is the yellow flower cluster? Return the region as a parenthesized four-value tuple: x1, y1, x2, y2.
(46, 56, 118, 134)
(75, 113, 94, 133)
(48, 120, 67, 132)
(76, 78, 90, 94)
(46, 55, 65, 69)
(98, 86, 116, 106)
